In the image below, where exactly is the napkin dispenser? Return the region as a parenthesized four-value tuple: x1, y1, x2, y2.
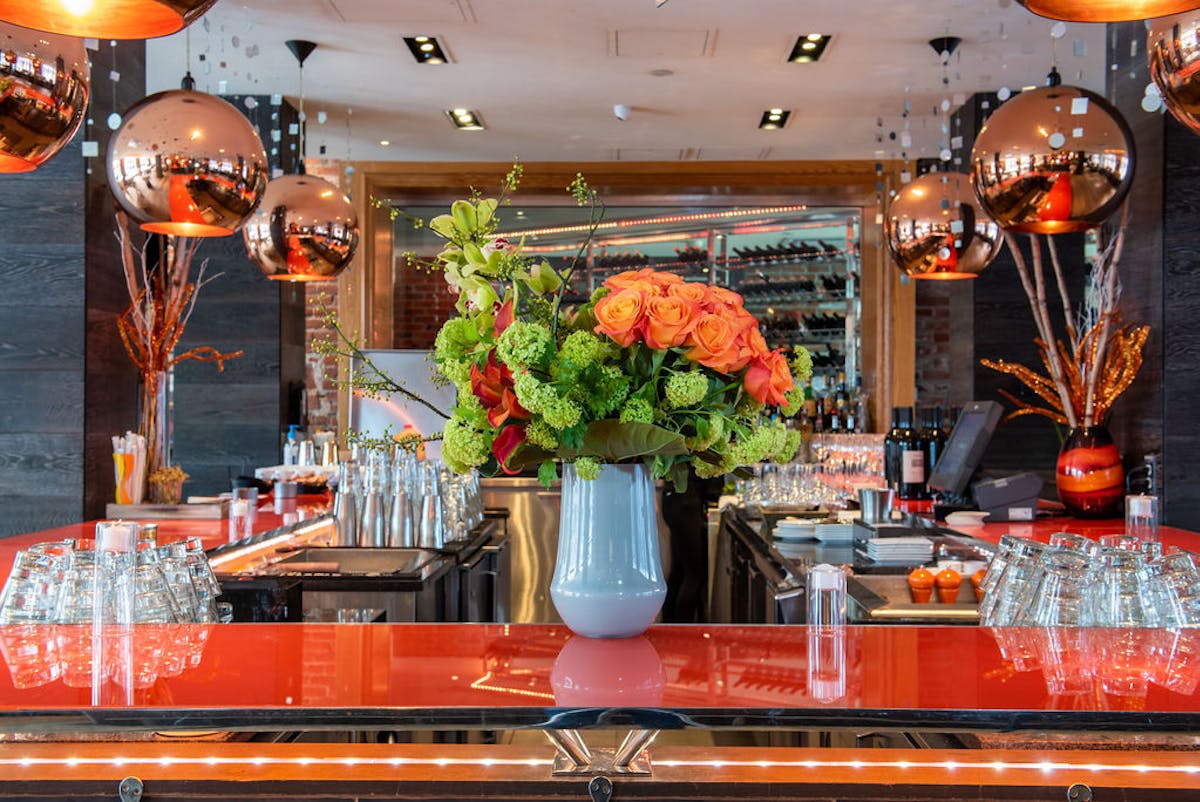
(972, 473, 1043, 522)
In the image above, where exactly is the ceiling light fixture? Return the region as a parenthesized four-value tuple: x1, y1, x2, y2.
(758, 108, 791, 130)
(403, 35, 450, 64)
(788, 34, 831, 62)
(1016, 0, 1200, 22)
(446, 109, 485, 130)
(0, 0, 215, 39)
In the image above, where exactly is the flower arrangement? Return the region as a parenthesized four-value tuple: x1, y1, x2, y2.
(414, 167, 811, 490)
(979, 214, 1148, 429)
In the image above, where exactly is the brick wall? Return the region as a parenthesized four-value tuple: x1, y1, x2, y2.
(393, 260, 458, 349)
(914, 281, 951, 403)
(304, 284, 339, 433)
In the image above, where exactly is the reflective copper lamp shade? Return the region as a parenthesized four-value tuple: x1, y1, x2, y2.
(107, 89, 268, 237)
(1017, 0, 1200, 22)
(886, 172, 1002, 280)
(970, 86, 1135, 235)
(1150, 11, 1200, 136)
(243, 175, 360, 282)
(0, 0, 217, 40)
(0, 23, 89, 173)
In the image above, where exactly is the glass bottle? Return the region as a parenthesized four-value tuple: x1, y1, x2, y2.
(918, 406, 946, 499)
(883, 407, 905, 494)
(333, 460, 359, 547)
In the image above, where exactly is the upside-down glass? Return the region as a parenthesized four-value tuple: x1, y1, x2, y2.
(1026, 550, 1090, 626)
(0, 547, 69, 624)
(1087, 548, 1160, 627)
(981, 538, 1051, 626)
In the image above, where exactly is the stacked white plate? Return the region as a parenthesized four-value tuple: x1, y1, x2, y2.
(813, 523, 854, 543)
(865, 536, 934, 562)
(772, 518, 817, 541)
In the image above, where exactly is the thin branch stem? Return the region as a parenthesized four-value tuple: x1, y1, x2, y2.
(1045, 235, 1078, 357)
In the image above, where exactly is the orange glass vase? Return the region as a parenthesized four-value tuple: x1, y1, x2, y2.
(1056, 426, 1124, 519)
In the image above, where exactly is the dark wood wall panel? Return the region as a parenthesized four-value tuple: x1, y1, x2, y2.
(0, 138, 85, 537)
(83, 40, 147, 520)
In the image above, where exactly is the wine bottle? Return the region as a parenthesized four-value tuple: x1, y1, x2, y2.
(919, 406, 947, 499)
(896, 407, 926, 502)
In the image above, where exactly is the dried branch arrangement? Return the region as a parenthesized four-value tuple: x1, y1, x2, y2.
(980, 208, 1149, 429)
(115, 212, 244, 473)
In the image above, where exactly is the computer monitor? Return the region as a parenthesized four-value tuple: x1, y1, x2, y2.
(927, 400, 1004, 497)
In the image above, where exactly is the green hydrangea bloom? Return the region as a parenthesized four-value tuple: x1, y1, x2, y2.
(729, 421, 787, 467)
(512, 371, 558, 415)
(526, 419, 560, 450)
(455, 391, 488, 428)
(780, 385, 804, 417)
(664, 371, 708, 409)
(586, 365, 630, 417)
(496, 321, 553, 370)
(434, 317, 483, 363)
(439, 358, 472, 394)
(619, 397, 654, 424)
(694, 459, 727, 479)
(687, 413, 726, 451)
(790, 346, 814, 385)
(542, 397, 583, 429)
(775, 428, 803, 463)
(441, 415, 492, 473)
(560, 330, 611, 366)
(573, 456, 601, 481)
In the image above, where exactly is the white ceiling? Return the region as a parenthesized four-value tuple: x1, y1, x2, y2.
(145, 0, 1110, 164)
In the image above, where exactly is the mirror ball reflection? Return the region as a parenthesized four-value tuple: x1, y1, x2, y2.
(0, 0, 217, 40)
(970, 86, 1134, 234)
(243, 174, 360, 282)
(107, 89, 268, 237)
(885, 171, 1002, 280)
(0, 23, 89, 173)
(1150, 11, 1200, 136)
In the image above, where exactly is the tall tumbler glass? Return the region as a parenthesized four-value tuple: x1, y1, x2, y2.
(982, 539, 1052, 626)
(1088, 548, 1159, 627)
(1027, 551, 1090, 626)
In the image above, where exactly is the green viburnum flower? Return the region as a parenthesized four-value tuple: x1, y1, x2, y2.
(512, 371, 557, 415)
(730, 421, 788, 467)
(525, 419, 560, 450)
(619, 397, 654, 424)
(542, 396, 583, 430)
(694, 458, 727, 479)
(573, 456, 601, 481)
(441, 416, 492, 474)
(585, 365, 630, 417)
(434, 316, 485, 364)
(664, 370, 708, 409)
(438, 358, 473, 394)
(687, 413, 725, 452)
(496, 321, 553, 370)
(790, 345, 814, 385)
(780, 384, 804, 417)
(775, 428, 803, 463)
(559, 330, 612, 366)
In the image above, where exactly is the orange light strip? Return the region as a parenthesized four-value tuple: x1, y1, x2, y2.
(500, 205, 810, 239)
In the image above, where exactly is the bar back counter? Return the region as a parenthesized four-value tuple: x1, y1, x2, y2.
(1, 502, 1199, 800)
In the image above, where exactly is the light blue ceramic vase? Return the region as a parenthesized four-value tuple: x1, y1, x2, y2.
(550, 462, 666, 638)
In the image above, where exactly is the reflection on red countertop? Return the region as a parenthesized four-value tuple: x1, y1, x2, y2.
(950, 517, 1200, 552)
(0, 623, 1197, 718)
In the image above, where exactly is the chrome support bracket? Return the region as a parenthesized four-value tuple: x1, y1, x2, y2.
(1067, 784, 1093, 802)
(546, 728, 658, 776)
(117, 776, 144, 802)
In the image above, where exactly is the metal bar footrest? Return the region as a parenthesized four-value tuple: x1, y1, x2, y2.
(545, 728, 659, 776)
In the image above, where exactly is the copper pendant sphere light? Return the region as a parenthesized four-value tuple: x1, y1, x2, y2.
(244, 39, 360, 281)
(969, 85, 1135, 234)
(0, 23, 89, 173)
(107, 89, 268, 237)
(243, 174, 360, 282)
(1017, 0, 1200, 23)
(886, 172, 1002, 280)
(0, 0, 217, 40)
(1149, 11, 1200, 135)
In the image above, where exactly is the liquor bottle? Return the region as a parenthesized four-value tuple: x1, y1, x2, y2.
(853, 377, 869, 434)
(918, 407, 947, 500)
(896, 407, 927, 501)
(884, 407, 907, 493)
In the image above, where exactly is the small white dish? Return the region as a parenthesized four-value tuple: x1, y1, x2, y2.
(946, 511, 991, 527)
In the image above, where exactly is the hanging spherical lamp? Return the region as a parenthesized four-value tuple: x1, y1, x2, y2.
(969, 86, 1135, 234)
(107, 89, 268, 237)
(0, 23, 89, 173)
(1149, 11, 1200, 135)
(886, 172, 1002, 280)
(1017, 0, 1200, 23)
(243, 174, 360, 282)
(0, 0, 216, 40)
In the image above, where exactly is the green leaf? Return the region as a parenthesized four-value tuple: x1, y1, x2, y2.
(668, 460, 690, 493)
(537, 459, 559, 489)
(563, 420, 688, 462)
(503, 443, 555, 473)
(429, 214, 457, 239)
(476, 198, 498, 228)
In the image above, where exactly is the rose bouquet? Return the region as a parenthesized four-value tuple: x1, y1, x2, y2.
(423, 168, 811, 490)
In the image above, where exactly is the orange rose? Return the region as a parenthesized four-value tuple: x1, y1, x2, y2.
(644, 295, 701, 349)
(605, 268, 658, 292)
(709, 285, 745, 310)
(650, 271, 684, 287)
(667, 281, 712, 307)
(744, 349, 795, 406)
(593, 287, 647, 347)
(739, 326, 770, 360)
(685, 313, 741, 373)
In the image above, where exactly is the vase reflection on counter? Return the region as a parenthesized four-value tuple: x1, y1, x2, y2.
(1056, 425, 1124, 519)
(551, 634, 665, 706)
(550, 463, 666, 639)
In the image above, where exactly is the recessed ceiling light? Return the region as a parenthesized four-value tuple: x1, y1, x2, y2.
(445, 109, 485, 130)
(379, 139, 390, 146)
(758, 108, 791, 129)
(403, 35, 450, 64)
(788, 34, 831, 62)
